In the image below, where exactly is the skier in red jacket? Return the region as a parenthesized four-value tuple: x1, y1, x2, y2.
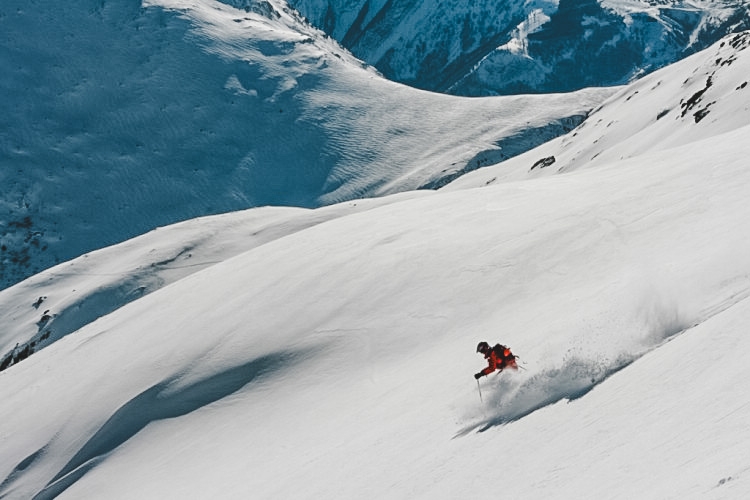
(474, 341, 518, 379)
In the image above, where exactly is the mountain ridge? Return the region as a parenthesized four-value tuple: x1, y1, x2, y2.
(284, 0, 750, 95)
(0, 0, 610, 290)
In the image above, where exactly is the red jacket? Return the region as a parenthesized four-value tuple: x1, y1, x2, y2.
(480, 347, 518, 376)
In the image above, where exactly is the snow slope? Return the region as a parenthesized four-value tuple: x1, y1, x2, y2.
(2, 31, 750, 499)
(446, 31, 750, 187)
(0, 192, 428, 359)
(0, 0, 611, 290)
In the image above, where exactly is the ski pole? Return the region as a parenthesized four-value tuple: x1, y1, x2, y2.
(515, 356, 527, 371)
(477, 379, 483, 403)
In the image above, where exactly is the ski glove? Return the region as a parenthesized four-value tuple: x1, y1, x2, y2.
(474, 372, 483, 380)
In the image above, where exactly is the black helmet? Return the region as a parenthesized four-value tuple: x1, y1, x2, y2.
(476, 341, 490, 353)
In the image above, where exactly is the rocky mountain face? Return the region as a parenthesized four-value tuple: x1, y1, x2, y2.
(280, 0, 750, 95)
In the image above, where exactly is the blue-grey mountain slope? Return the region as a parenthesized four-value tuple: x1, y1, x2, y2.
(0, 0, 610, 289)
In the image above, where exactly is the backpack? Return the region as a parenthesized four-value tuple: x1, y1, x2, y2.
(492, 344, 515, 362)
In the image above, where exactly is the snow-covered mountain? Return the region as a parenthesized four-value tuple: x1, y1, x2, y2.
(446, 30, 750, 187)
(1, 30, 750, 500)
(0, 0, 611, 290)
(286, 0, 750, 95)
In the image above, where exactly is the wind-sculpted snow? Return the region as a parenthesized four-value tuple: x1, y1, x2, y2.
(0, 0, 612, 290)
(34, 349, 305, 500)
(0, 194, 426, 370)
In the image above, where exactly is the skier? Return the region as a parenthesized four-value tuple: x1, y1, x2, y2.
(474, 341, 517, 379)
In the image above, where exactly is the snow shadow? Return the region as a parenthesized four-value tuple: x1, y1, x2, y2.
(0, 445, 48, 498)
(31, 347, 307, 500)
(455, 354, 636, 437)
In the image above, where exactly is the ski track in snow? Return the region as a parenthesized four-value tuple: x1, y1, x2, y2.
(458, 272, 750, 436)
(457, 355, 637, 436)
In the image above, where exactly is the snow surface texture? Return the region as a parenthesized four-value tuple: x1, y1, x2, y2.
(285, 0, 750, 95)
(2, 31, 750, 499)
(0, 0, 611, 290)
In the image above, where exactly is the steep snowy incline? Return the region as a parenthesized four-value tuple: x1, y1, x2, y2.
(1, 116, 750, 498)
(0, 191, 428, 368)
(446, 31, 750, 188)
(284, 0, 749, 95)
(0, 0, 611, 290)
